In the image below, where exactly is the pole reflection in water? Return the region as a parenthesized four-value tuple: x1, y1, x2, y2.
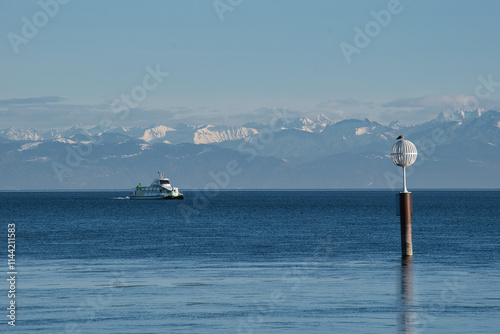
(398, 257, 416, 333)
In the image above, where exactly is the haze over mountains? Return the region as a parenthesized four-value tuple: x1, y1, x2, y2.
(0, 109, 498, 190)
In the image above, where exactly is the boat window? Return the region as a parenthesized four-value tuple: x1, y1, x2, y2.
(160, 180, 170, 185)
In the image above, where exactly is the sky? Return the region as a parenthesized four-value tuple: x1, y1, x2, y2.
(1, 0, 500, 131)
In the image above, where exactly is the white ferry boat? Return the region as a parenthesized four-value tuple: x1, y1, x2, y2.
(130, 172, 184, 200)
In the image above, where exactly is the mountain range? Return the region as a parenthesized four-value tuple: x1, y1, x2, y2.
(0, 109, 498, 190)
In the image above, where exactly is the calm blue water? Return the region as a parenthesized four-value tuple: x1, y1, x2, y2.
(1, 190, 499, 333)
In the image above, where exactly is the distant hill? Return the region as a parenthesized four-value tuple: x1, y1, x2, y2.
(0, 109, 498, 190)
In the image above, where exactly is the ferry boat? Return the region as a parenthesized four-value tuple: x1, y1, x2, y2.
(130, 171, 184, 200)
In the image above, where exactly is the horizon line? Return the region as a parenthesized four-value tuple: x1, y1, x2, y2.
(1, 188, 499, 192)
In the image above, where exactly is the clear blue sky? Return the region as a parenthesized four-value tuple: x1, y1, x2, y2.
(1, 0, 499, 130)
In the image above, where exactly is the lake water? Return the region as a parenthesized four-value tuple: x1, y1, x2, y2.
(2, 190, 499, 333)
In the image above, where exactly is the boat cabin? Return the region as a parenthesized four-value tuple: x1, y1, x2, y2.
(150, 171, 173, 190)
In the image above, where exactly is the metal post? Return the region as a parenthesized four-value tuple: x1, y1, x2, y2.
(403, 167, 407, 193)
(399, 192, 413, 257)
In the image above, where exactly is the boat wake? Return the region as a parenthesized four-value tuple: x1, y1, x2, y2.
(110, 196, 130, 200)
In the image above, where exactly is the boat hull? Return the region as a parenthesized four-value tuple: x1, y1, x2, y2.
(129, 194, 184, 200)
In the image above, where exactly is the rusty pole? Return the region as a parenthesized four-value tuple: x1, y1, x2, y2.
(399, 192, 413, 257)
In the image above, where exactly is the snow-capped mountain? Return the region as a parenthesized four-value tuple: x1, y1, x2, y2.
(436, 108, 484, 122)
(289, 117, 317, 132)
(62, 123, 91, 138)
(193, 125, 258, 144)
(42, 129, 63, 140)
(315, 113, 336, 128)
(139, 125, 177, 143)
(0, 126, 42, 141)
(288, 114, 336, 133)
(0, 109, 498, 189)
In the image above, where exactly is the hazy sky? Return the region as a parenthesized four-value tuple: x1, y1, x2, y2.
(1, 0, 500, 130)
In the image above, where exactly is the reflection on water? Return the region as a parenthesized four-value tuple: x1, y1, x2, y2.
(399, 257, 415, 333)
